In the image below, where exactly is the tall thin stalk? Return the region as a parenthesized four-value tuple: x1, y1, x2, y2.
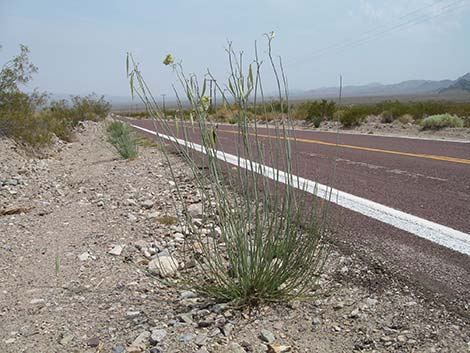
(126, 36, 330, 305)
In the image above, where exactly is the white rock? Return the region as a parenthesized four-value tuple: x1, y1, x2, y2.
(78, 252, 90, 261)
(30, 298, 45, 306)
(146, 211, 159, 219)
(150, 329, 167, 345)
(188, 203, 203, 217)
(148, 254, 178, 277)
(141, 200, 154, 209)
(109, 245, 124, 256)
(128, 330, 150, 351)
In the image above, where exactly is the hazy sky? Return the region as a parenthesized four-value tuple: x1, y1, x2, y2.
(1, 0, 469, 98)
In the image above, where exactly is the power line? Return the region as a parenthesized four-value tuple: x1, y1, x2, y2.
(291, 0, 469, 64)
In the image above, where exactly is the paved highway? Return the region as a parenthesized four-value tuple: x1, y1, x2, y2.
(124, 117, 470, 314)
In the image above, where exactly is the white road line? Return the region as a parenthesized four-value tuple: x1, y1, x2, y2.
(132, 124, 470, 257)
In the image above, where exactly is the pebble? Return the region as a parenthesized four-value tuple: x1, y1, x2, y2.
(365, 298, 378, 307)
(180, 290, 197, 299)
(126, 311, 140, 318)
(312, 317, 321, 326)
(150, 329, 167, 345)
(267, 344, 292, 353)
(179, 333, 196, 343)
(78, 252, 90, 261)
(59, 332, 74, 345)
(333, 301, 344, 310)
(259, 329, 275, 343)
(349, 308, 360, 318)
(87, 336, 100, 347)
(227, 342, 247, 353)
(112, 346, 125, 353)
(141, 200, 154, 209)
(109, 244, 124, 256)
(129, 331, 150, 351)
(30, 298, 45, 306)
(188, 203, 203, 217)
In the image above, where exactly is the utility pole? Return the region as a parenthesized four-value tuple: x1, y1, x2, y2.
(207, 79, 217, 110)
(161, 94, 166, 117)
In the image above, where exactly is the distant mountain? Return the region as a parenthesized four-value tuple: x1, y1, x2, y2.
(440, 73, 470, 93)
(300, 73, 469, 98)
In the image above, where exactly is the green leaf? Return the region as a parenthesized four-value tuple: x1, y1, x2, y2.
(202, 79, 207, 96)
(130, 74, 135, 99)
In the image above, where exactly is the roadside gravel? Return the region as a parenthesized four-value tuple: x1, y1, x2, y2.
(0, 121, 468, 353)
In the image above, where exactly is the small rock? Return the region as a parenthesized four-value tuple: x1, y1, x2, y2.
(227, 343, 246, 353)
(146, 211, 159, 219)
(222, 323, 234, 337)
(365, 298, 378, 307)
(150, 329, 167, 345)
(87, 336, 100, 347)
(127, 213, 137, 222)
(180, 290, 197, 299)
(4, 338, 16, 344)
(350, 308, 360, 318)
(109, 245, 124, 256)
(126, 311, 141, 318)
(195, 334, 208, 346)
(141, 200, 154, 209)
(112, 346, 125, 353)
(30, 298, 45, 306)
(148, 254, 178, 277)
(179, 333, 196, 343)
(259, 329, 275, 343)
(312, 317, 321, 326)
(178, 313, 194, 324)
(78, 252, 90, 261)
(397, 335, 407, 343)
(267, 344, 292, 353)
(188, 203, 203, 217)
(129, 331, 150, 351)
(134, 240, 148, 250)
(333, 301, 344, 310)
(59, 332, 74, 345)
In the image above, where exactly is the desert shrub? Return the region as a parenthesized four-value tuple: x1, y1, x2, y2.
(70, 93, 110, 125)
(293, 100, 336, 122)
(397, 114, 414, 125)
(463, 116, 470, 128)
(311, 115, 322, 128)
(380, 110, 394, 123)
(421, 114, 464, 130)
(0, 91, 52, 146)
(106, 121, 139, 159)
(41, 100, 76, 142)
(340, 106, 369, 127)
(127, 35, 329, 305)
(1, 46, 110, 146)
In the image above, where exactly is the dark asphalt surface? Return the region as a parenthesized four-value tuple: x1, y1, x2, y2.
(125, 118, 470, 315)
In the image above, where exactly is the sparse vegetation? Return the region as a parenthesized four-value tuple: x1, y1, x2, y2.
(0, 45, 110, 148)
(127, 35, 329, 305)
(339, 106, 369, 127)
(421, 114, 464, 130)
(106, 121, 139, 159)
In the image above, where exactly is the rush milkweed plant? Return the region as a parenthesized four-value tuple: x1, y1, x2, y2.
(126, 33, 331, 305)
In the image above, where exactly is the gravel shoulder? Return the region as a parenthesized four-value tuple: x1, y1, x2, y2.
(0, 121, 469, 353)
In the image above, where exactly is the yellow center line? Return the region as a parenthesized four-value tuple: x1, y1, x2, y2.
(219, 129, 470, 165)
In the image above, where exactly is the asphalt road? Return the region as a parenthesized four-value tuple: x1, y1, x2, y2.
(125, 117, 470, 315)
